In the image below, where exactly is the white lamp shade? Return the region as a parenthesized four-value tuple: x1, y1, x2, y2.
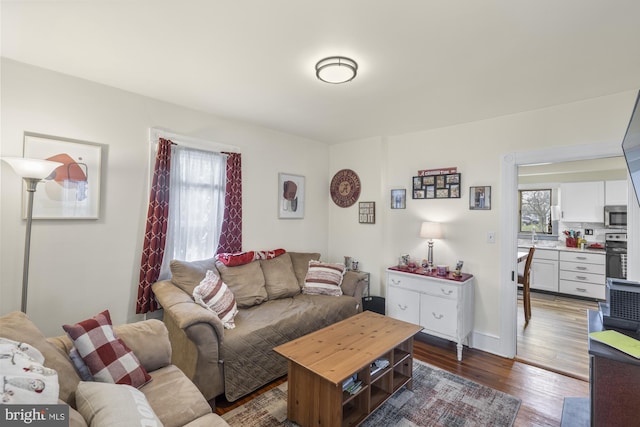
(2, 157, 62, 179)
(420, 221, 443, 239)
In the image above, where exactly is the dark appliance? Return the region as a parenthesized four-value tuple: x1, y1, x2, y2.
(604, 205, 627, 229)
(605, 232, 627, 280)
(600, 278, 640, 331)
(621, 90, 640, 205)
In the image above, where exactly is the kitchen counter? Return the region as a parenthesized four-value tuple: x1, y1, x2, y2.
(517, 240, 605, 254)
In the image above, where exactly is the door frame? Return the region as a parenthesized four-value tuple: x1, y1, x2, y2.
(499, 141, 624, 358)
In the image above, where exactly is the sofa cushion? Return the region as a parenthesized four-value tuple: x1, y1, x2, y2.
(260, 252, 300, 300)
(75, 381, 164, 427)
(0, 338, 59, 404)
(288, 252, 321, 287)
(141, 365, 213, 427)
(170, 258, 218, 295)
(215, 260, 268, 308)
(0, 311, 80, 405)
(193, 270, 239, 329)
(302, 261, 346, 296)
(63, 310, 151, 388)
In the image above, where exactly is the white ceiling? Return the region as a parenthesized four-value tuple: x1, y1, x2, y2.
(3, 0, 640, 144)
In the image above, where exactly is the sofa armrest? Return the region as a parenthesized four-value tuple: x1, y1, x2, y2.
(152, 280, 226, 401)
(341, 271, 368, 301)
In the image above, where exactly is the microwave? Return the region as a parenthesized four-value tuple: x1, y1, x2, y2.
(605, 205, 627, 229)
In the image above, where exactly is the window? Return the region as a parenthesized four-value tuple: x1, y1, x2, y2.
(519, 189, 552, 233)
(159, 146, 227, 279)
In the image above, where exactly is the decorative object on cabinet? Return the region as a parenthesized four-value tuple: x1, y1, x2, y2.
(419, 222, 443, 271)
(344, 256, 352, 270)
(330, 168, 361, 207)
(1, 157, 62, 312)
(390, 189, 406, 209)
(358, 201, 375, 224)
(23, 133, 102, 219)
(412, 167, 460, 199)
(453, 260, 464, 277)
(278, 173, 305, 219)
(386, 267, 474, 361)
(469, 186, 491, 210)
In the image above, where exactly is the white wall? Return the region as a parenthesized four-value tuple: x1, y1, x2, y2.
(0, 59, 330, 336)
(328, 91, 638, 353)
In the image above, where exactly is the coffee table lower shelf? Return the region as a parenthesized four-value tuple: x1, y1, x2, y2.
(287, 340, 415, 427)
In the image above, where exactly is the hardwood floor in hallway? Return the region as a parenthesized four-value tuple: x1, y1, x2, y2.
(517, 291, 599, 381)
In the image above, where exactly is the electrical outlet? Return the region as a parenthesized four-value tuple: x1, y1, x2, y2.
(585, 229, 593, 235)
(487, 232, 496, 244)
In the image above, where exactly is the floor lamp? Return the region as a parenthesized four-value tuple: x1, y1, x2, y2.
(2, 157, 62, 313)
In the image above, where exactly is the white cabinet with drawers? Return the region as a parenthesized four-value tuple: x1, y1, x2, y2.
(559, 251, 606, 299)
(386, 268, 474, 361)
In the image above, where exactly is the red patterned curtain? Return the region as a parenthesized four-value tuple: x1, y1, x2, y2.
(216, 152, 242, 254)
(136, 138, 173, 314)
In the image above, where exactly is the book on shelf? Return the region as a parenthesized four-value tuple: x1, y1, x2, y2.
(370, 358, 390, 376)
(342, 374, 357, 391)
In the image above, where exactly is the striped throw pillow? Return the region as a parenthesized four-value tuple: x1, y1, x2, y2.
(193, 270, 239, 329)
(302, 261, 346, 296)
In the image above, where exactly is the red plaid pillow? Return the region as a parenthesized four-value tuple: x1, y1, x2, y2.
(62, 310, 151, 388)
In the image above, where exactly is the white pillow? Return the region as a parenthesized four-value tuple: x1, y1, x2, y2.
(302, 261, 346, 296)
(193, 270, 239, 329)
(0, 337, 59, 404)
(76, 381, 164, 427)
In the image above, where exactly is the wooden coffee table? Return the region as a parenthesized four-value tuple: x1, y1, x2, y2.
(274, 311, 422, 427)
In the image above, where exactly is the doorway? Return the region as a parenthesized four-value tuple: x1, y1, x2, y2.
(499, 141, 628, 361)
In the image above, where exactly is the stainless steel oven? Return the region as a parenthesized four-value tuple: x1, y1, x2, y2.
(606, 232, 627, 280)
(604, 205, 627, 229)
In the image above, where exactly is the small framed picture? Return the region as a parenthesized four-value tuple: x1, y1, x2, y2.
(390, 189, 406, 209)
(470, 186, 491, 210)
(278, 173, 305, 219)
(359, 202, 375, 224)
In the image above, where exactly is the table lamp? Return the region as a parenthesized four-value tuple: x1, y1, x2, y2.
(2, 157, 62, 312)
(420, 221, 443, 271)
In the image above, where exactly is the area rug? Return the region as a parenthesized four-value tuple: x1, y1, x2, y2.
(221, 359, 521, 426)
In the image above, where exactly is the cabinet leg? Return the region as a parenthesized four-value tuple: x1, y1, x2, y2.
(456, 343, 463, 361)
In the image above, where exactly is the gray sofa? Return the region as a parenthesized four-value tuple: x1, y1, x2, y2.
(0, 311, 229, 427)
(152, 251, 367, 402)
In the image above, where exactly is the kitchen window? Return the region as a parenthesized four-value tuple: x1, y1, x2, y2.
(519, 189, 552, 234)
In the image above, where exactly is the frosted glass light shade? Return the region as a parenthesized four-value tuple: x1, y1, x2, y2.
(1, 157, 62, 179)
(316, 56, 358, 84)
(420, 221, 443, 239)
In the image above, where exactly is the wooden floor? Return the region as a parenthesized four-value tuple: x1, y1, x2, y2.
(517, 291, 598, 381)
(216, 326, 590, 426)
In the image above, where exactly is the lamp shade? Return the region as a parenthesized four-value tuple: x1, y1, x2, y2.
(420, 221, 443, 240)
(315, 56, 358, 84)
(1, 157, 61, 179)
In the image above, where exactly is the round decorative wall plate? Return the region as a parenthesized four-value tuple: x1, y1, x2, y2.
(330, 169, 361, 207)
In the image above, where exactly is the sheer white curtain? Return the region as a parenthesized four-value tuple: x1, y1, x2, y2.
(159, 146, 227, 279)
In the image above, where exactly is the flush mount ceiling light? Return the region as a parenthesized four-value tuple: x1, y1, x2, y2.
(315, 56, 358, 84)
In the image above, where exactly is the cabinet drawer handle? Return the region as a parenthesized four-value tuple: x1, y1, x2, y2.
(576, 276, 588, 280)
(576, 288, 587, 293)
(432, 312, 444, 320)
(575, 256, 587, 260)
(397, 304, 408, 311)
(575, 266, 587, 270)
(391, 279, 401, 286)
(440, 288, 453, 296)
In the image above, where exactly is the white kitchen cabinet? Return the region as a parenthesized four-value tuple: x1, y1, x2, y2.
(386, 268, 474, 361)
(518, 247, 559, 292)
(559, 251, 606, 299)
(605, 180, 628, 206)
(560, 181, 605, 222)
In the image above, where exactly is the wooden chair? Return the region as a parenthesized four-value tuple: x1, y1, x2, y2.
(518, 247, 535, 323)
